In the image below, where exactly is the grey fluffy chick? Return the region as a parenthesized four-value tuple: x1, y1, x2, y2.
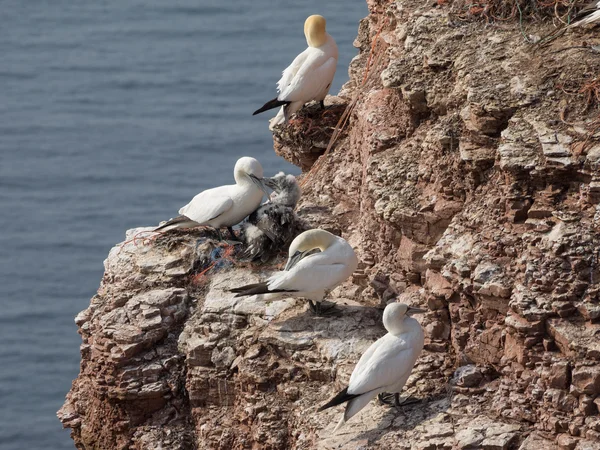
(241, 172, 305, 262)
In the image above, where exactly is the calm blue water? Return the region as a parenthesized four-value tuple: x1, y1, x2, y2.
(0, 1, 367, 448)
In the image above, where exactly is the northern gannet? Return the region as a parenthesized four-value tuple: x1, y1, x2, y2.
(241, 172, 305, 262)
(253, 15, 338, 129)
(318, 302, 426, 431)
(155, 157, 269, 240)
(230, 229, 358, 314)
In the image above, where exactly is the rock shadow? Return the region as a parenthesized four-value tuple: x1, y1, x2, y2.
(273, 302, 384, 338)
(322, 392, 452, 448)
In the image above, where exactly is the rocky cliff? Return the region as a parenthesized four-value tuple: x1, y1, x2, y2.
(59, 0, 600, 448)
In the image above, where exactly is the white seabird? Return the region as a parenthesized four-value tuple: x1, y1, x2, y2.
(155, 156, 269, 240)
(230, 229, 358, 314)
(241, 172, 305, 262)
(253, 15, 338, 129)
(318, 302, 426, 431)
(569, 0, 600, 28)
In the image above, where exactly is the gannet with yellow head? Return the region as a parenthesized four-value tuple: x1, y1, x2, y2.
(230, 229, 357, 313)
(318, 302, 426, 431)
(155, 157, 269, 240)
(253, 15, 338, 129)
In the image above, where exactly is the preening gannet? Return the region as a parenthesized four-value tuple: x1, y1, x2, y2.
(240, 172, 305, 262)
(318, 302, 426, 431)
(253, 15, 338, 129)
(155, 157, 269, 239)
(230, 229, 358, 314)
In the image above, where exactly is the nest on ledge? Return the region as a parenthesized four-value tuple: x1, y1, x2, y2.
(271, 98, 348, 171)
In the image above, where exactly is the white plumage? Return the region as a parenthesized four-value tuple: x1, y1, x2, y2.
(272, 38, 338, 125)
(230, 229, 358, 311)
(267, 243, 354, 300)
(318, 303, 426, 431)
(155, 157, 268, 236)
(253, 15, 338, 129)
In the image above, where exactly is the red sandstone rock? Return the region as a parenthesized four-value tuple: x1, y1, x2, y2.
(572, 366, 600, 396)
(59, 0, 600, 448)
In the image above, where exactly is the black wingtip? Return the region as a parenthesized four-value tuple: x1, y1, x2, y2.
(228, 285, 252, 293)
(228, 282, 267, 295)
(318, 387, 359, 412)
(154, 215, 193, 231)
(228, 282, 299, 297)
(253, 98, 291, 116)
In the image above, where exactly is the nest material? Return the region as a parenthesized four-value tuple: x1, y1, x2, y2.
(450, 0, 586, 22)
(272, 101, 348, 171)
(189, 239, 243, 286)
(152, 228, 215, 251)
(579, 75, 600, 110)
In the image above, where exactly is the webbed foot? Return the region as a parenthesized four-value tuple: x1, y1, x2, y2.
(308, 300, 337, 316)
(378, 393, 420, 408)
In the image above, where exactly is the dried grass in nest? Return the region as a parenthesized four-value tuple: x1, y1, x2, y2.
(451, 0, 584, 22)
(116, 229, 164, 256)
(579, 75, 600, 109)
(555, 72, 600, 113)
(152, 228, 215, 251)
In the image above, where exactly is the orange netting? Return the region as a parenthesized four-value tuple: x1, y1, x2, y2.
(190, 242, 239, 285)
(116, 230, 163, 256)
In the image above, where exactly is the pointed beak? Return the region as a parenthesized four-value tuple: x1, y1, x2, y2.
(284, 250, 305, 271)
(407, 306, 427, 316)
(249, 174, 271, 200)
(262, 177, 278, 190)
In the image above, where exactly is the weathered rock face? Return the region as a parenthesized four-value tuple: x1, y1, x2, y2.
(60, 1, 600, 449)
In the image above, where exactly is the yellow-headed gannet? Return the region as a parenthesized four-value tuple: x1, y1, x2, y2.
(241, 172, 305, 262)
(569, 0, 600, 28)
(318, 302, 426, 431)
(253, 15, 338, 129)
(230, 229, 358, 314)
(155, 156, 269, 240)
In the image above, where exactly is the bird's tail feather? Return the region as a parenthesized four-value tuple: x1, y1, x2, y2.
(569, 13, 598, 27)
(333, 416, 346, 433)
(344, 391, 379, 423)
(154, 215, 198, 231)
(319, 388, 377, 434)
(318, 387, 359, 412)
(253, 98, 291, 115)
(569, 2, 600, 27)
(269, 108, 287, 130)
(229, 282, 268, 294)
(228, 282, 298, 297)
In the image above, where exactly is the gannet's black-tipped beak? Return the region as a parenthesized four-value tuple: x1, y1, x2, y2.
(249, 174, 271, 199)
(262, 176, 279, 190)
(407, 306, 427, 316)
(285, 250, 305, 271)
